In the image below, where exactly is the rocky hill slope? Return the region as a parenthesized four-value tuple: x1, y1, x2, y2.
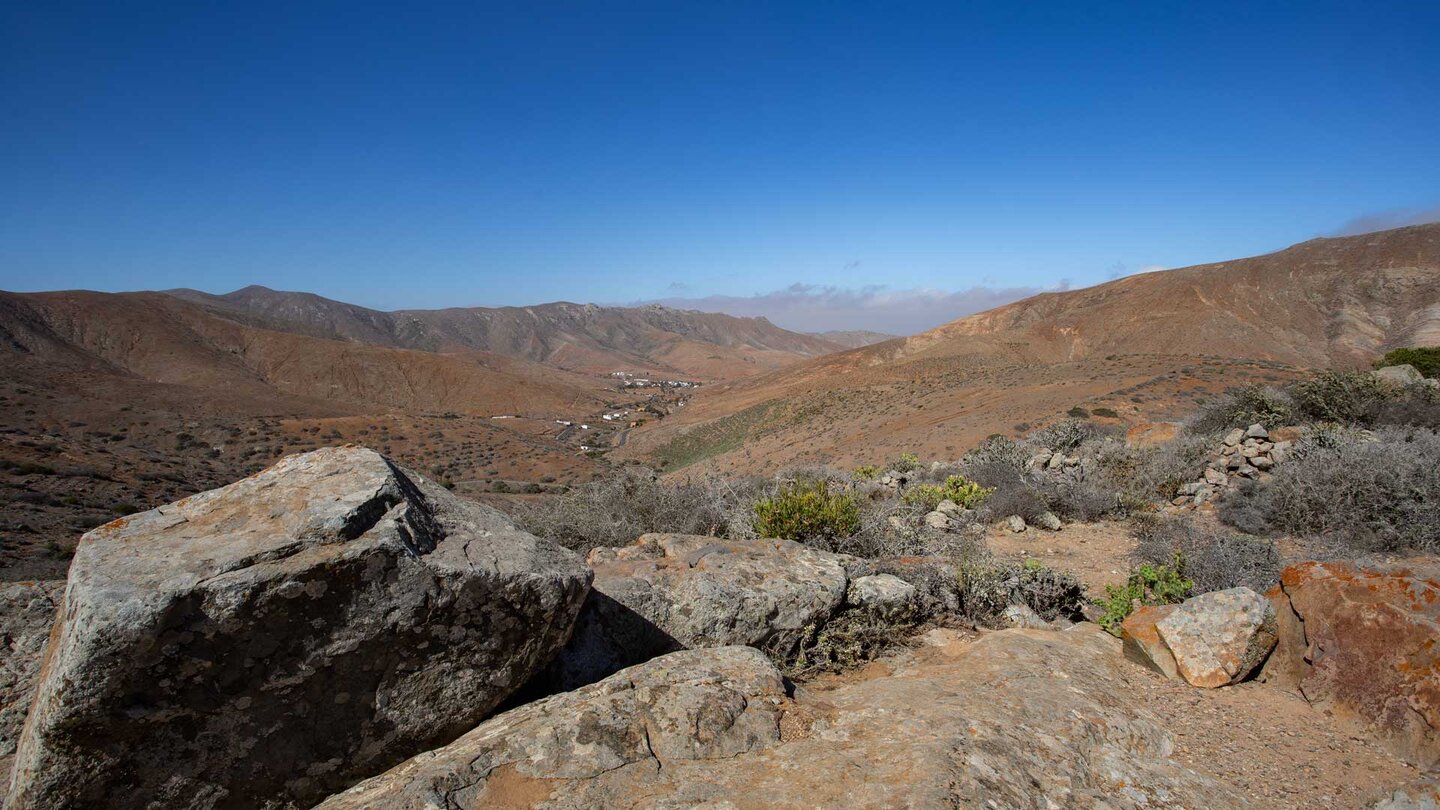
(620, 224, 1440, 473)
(166, 287, 844, 380)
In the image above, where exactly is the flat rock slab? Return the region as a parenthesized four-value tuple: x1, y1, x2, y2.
(1264, 559, 1440, 769)
(550, 533, 847, 689)
(1157, 587, 1277, 688)
(321, 626, 1245, 809)
(5, 447, 590, 810)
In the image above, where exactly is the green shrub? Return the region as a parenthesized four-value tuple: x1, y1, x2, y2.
(1377, 347, 1440, 378)
(754, 480, 861, 544)
(901, 475, 994, 511)
(1096, 557, 1193, 637)
(852, 464, 881, 480)
(1290, 370, 1386, 424)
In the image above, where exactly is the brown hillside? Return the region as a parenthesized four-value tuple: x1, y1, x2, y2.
(619, 224, 1440, 474)
(167, 287, 843, 380)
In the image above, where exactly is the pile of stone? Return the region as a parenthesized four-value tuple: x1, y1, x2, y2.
(1026, 448, 1098, 482)
(1172, 423, 1293, 507)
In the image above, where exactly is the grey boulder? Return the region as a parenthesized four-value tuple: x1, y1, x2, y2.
(549, 533, 847, 689)
(5, 447, 591, 810)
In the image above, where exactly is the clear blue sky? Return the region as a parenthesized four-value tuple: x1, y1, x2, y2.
(3, 2, 1438, 331)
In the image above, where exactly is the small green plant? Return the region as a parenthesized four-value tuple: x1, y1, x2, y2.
(754, 480, 861, 543)
(1096, 556, 1193, 637)
(889, 451, 921, 472)
(901, 475, 994, 511)
(1377, 346, 1440, 378)
(852, 464, 881, 480)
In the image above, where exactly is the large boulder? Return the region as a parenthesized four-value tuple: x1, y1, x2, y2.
(1263, 559, 1440, 769)
(549, 533, 847, 689)
(1373, 364, 1426, 386)
(5, 447, 591, 810)
(320, 626, 1244, 808)
(1156, 588, 1276, 688)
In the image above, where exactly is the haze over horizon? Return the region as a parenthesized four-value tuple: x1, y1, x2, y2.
(4, 2, 1439, 333)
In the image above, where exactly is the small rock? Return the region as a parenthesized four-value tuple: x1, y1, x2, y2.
(1204, 469, 1227, 486)
(1005, 515, 1027, 533)
(1002, 603, 1050, 630)
(1033, 511, 1062, 531)
(1372, 364, 1425, 387)
(1223, 428, 1245, 446)
(847, 574, 918, 616)
(935, 499, 964, 517)
(924, 511, 953, 530)
(1249, 455, 1274, 471)
(1245, 423, 1270, 440)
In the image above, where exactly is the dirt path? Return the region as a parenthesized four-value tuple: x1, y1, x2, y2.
(986, 519, 1137, 593)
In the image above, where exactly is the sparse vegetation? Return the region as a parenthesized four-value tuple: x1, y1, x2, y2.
(1131, 515, 1280, 594)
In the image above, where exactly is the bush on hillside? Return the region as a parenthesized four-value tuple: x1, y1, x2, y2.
(1218, 426, 1440, 552)
(1187, 384, 1295, 434)
(1289, 370, 1387, 424)
(754, 479, 861, 545)
(901, 474, 993, 511)
(1377, 346, 1440, 378)
(1131, 514, 1280, 594)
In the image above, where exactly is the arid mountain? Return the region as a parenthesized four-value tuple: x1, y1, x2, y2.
(167, 287, 844, 380)
(620, 224, 1440, 474)
(807, 330, 900, 348)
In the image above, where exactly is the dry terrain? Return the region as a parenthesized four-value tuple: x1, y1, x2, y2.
(619, 223, 1440, 474)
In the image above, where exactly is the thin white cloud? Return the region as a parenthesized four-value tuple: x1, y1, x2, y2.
(1331, 204, 1440, 237)
(640, 282, 1054, 336)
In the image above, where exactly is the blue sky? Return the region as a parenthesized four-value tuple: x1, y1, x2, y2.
(3, 2, 1438, 333)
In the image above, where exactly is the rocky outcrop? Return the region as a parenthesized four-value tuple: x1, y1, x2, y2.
(0, 582, 63, 770)
(321, 626, 1244, 808)
(1263, 559, 1440, 769)
(5, 447, 591, 810)
(1121, 589, 1276, 688)
(316, 646, 789, 809)
(549, 533, 847, 689)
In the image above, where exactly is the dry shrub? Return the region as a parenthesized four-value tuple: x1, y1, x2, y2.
(512, 467, 765, 554)
(1218, 426, 1440, 552)
(1131, 514, 1280, 594)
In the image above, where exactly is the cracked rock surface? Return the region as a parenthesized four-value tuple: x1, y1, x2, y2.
(5, 447, 590, 810)
(321, 626, 1245, 809)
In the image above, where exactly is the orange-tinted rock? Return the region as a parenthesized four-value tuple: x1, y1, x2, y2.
(1262, 560, 1440, 769)
(1121, 604, 1180, 679)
